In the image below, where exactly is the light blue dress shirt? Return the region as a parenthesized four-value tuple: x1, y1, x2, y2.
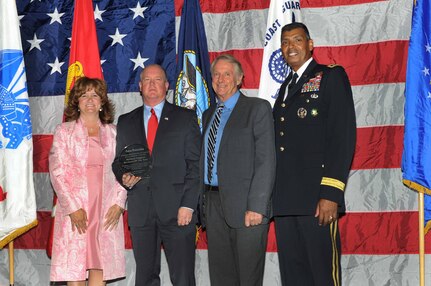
(204, 91, 240, 185)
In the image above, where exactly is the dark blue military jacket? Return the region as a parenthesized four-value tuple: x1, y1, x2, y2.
(273, 59, 356, 216)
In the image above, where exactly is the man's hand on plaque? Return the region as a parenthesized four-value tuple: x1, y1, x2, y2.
(122, 172, 141, 190)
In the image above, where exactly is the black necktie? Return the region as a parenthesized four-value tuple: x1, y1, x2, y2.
(284, 72, 298, 101)
(207, 103, 224, 183)
(288, 72, 298, 90)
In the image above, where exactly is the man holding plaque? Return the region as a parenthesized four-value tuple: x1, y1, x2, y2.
(112, 64, 201, 286)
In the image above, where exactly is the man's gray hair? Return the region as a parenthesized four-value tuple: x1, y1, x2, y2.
(211, 54, 244, 79)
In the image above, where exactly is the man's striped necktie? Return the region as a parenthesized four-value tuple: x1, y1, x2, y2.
(207, 103, 224, 183)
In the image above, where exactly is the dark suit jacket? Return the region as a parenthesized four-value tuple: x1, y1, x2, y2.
(272, 59, 356, 216)
(201, 93, 276, 228)
(113, 101, 201, 226)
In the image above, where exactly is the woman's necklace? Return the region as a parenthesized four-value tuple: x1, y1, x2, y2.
(84, 122, 99, 136)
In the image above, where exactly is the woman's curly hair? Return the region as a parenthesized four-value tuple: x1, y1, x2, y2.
(64, 77, 115, 124)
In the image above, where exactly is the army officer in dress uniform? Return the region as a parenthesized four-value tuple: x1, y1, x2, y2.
(272, 22, 356, 286)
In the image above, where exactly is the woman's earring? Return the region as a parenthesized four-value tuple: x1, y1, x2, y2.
(99, 107, 103, 112)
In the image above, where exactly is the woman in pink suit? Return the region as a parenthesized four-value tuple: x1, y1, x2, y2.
(49, 77, 127, 285)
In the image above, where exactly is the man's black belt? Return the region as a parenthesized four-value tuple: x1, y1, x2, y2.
(205, 185, 219, 191)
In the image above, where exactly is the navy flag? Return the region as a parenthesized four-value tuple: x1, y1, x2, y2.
(175, 0, 214, 129)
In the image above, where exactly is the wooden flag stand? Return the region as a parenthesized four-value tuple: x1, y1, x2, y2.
(8, 242, 14, 286)
(0, 220, 38, 286)
(418, 192, 425, 286)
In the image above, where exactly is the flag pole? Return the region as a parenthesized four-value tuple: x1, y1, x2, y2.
(8, 241, 14, 286)
(410, 3, 423, 285)
(0, 221, 38, 285)
(419, 192, 425, 286)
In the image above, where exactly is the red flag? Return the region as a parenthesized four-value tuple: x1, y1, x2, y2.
(66, 0, 103, 99)
(46, 0, 103, 258)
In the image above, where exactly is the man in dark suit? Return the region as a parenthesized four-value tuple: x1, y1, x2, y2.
(201, 54, 275, 286)
(112, 64, 201, 286)
(272, 22, 356, 286)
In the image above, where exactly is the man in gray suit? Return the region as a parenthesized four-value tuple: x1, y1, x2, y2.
(201, 54, 276, 286)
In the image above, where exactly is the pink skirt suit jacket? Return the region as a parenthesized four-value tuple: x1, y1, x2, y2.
(49, 119, 127, 281)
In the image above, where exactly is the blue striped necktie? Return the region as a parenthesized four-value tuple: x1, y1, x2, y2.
(207, 103, 224, 183)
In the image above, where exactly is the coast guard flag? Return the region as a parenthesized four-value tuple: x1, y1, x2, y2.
(402, 0, 431, 232)
(0, 0, 37, 246)
(175, 0, 214, 129)
(258, 0, 301, 106)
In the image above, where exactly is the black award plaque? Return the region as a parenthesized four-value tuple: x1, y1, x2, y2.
(119, 144, 151, 178)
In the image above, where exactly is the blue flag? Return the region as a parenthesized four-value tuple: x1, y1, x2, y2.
(402, 0, 431, 232)
(175, 0, 215, 130)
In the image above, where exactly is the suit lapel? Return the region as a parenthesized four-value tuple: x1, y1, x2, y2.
(274, 76, 290, 107)
(132, 106, 147, 147)
(218, 93, 246, 152)
(201, 105, 216, 168)
(202, 105, 216, 134)
(151, 101, 173, 155)
(284, 59, 318, 105)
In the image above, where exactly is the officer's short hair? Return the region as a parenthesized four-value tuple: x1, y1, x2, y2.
(281, 22, 311, 41)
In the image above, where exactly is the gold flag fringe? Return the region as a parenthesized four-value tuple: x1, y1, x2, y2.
(0, 219, 38, 249)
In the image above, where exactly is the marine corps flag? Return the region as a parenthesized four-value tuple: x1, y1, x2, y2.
(0, 0, 38, 248)
(257, 0, 301, 106)
(66, 0, 103, 99)
(46, 0, 103, 257)
(175, 0, 214, 129)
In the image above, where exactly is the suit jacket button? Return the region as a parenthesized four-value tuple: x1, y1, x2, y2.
(280, 117, 285, 122)
(281, 103, 286, 107)
(280, 131, 284, 136)
(280, 147, 285, 151)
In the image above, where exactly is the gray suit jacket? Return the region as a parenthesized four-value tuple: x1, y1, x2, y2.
(201, 93, 276, 228)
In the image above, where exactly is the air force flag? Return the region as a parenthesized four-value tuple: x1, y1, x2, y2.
(258, 0, 302, 106)
(402, 0, 431, 232)
(0, 0, 37, 247)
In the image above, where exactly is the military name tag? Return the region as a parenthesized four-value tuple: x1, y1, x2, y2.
(119, 144, 151, 179)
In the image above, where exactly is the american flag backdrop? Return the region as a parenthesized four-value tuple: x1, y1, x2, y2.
(0, 0, 427, 285)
